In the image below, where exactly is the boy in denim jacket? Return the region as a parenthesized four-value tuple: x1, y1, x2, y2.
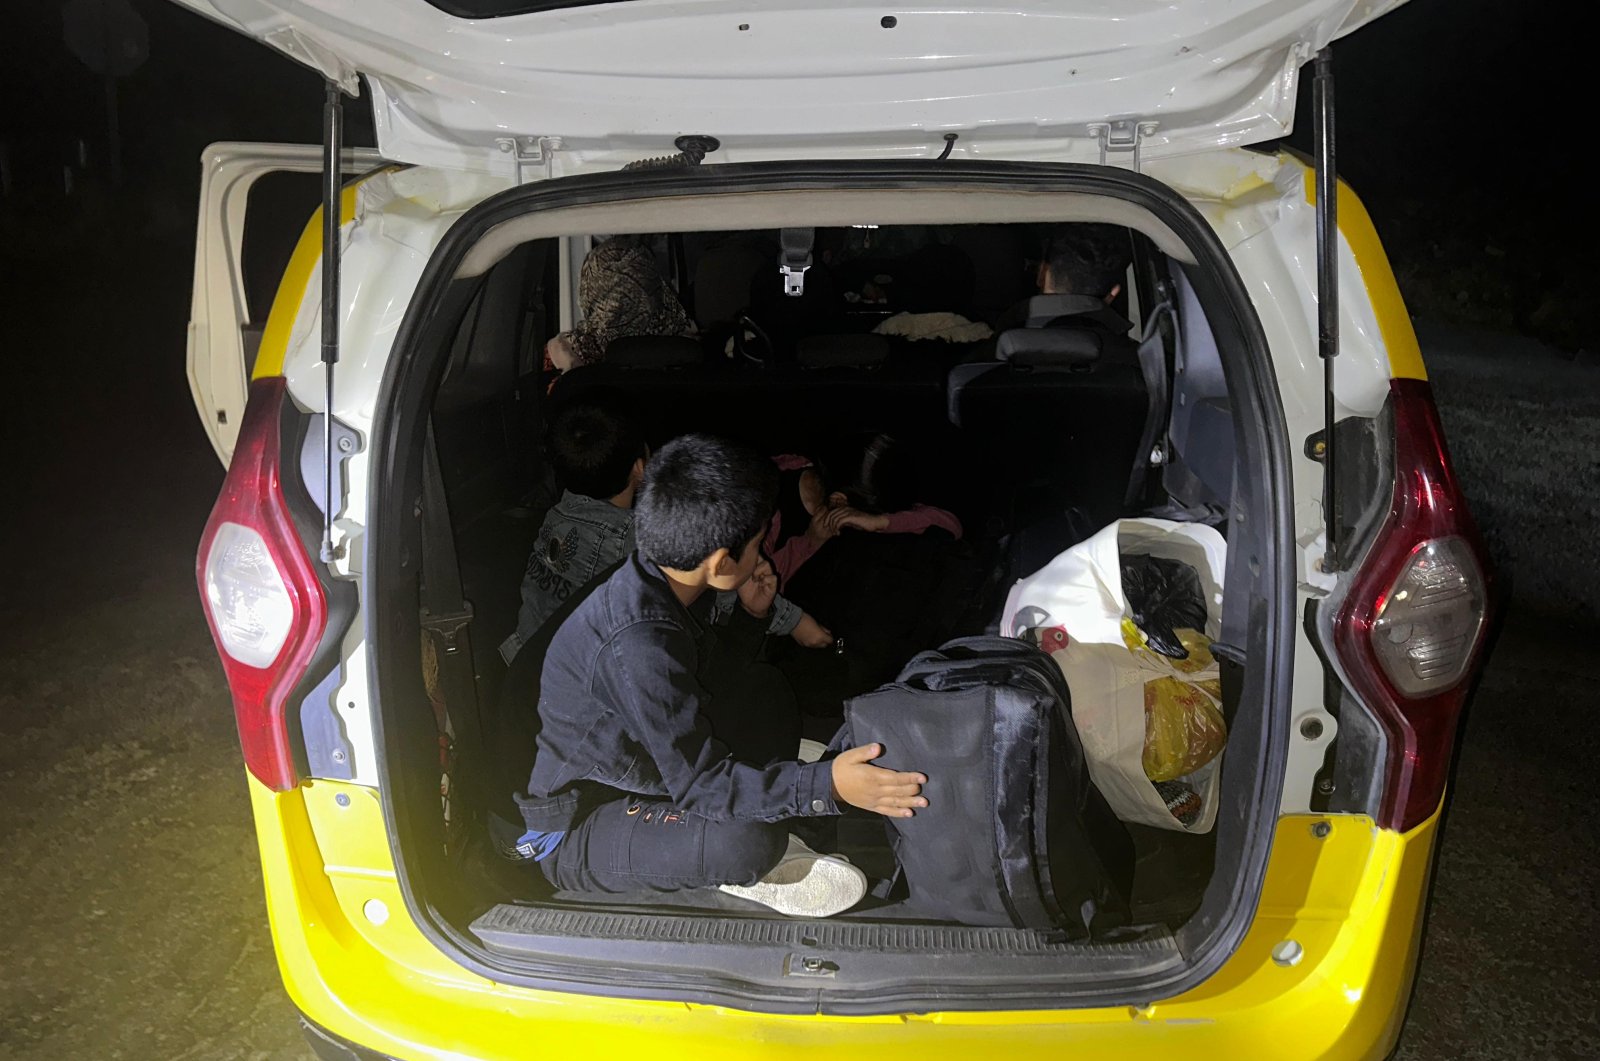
(500, 398, 832, 663)
(521, 433, 927, 916)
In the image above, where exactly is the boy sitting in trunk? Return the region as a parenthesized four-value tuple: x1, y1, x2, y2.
(518, 433, 927, 917)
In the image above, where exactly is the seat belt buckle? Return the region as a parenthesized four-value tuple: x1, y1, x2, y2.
(780, 261, 809, 297)
(778, 227, 815, 298)
(422, 604, 475, 654)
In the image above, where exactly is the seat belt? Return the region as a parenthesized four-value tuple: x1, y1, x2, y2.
(779, 227, 814, 297)
(419, 422, 484, 839)
(1124, 295, 1176, 510)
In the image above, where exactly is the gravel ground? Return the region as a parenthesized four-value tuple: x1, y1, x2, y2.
(1421, 320, 1600, 621)
(0, 228, 1594, 1059)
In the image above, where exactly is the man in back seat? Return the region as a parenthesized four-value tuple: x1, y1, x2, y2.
(993, 225, 1134, 345)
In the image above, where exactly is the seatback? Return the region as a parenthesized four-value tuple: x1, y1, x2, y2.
(550, 337, 955, 481)
(947, 305, 1148, 527)
(690, 232, 773, 337)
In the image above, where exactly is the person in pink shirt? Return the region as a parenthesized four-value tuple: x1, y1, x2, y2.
(765, 434, 963, 587)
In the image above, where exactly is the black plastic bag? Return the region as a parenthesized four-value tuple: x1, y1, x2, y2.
(1120, 554, 1208, 659)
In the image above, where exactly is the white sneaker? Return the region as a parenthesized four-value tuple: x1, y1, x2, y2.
(796, 738, 828, 764)
(718, 835, 866, 918)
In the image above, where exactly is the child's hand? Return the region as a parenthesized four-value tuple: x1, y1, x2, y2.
(803, 506, 850, 548)
(831, 744, 928, 819)
(790, 612, 834, 649)
(737, 557, 778, 619)
(835, 510, 892, 533)
(545, 334, 576, 373)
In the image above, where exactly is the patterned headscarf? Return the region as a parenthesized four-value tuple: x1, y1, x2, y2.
(562, 237, 695, 367)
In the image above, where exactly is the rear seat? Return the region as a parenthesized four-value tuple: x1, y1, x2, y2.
(551, 333, 953, 460)
(946, 301, 1149, 527)
(550, 307, 1150, 536)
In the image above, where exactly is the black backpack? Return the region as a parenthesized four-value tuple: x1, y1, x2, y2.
(836, 636, 1134, 937)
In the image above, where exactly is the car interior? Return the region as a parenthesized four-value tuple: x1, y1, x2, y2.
(422, 220, 1239, 937)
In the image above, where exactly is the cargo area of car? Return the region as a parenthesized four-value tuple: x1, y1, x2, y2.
(365, 164, 1292, 1012)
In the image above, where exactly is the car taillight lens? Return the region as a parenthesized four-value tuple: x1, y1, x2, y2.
(204, 522, 295, 668)
(1333, 379, 1492, 832)
(1371, 536, 1486, 697)
(196, 377, 327, 791)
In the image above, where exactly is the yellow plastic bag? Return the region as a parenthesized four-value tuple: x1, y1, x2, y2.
(1121, 620, 1215, 673)
(1141, 674, 1228, 782)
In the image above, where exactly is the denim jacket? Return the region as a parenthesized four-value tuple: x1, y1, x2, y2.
(517, 552, 838, 834)
(500, 491, 803, 663)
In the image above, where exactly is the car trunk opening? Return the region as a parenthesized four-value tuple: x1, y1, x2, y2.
(365, 161, 1293, 1014)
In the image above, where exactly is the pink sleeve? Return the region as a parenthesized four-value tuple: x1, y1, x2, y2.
(768, 532, 818, 587)
(772, 453, 813, 472)
(764, 511, 783, 556)
(881, 504, 964, 540)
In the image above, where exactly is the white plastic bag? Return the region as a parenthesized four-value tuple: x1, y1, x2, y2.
(1002, 519, 1228, 833)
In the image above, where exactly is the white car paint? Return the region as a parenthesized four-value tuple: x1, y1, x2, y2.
(187, 143, 383, 462)
(198, 145, 1387, 807)
(170, 0, 1405, 176)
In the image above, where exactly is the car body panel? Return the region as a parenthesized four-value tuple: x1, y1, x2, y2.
(206, 143, 1436, 1055)
(228, 146, 1422, 820)
(187, 143, 381, 463)
(256, 774, 1436, 1059)
(170, 0, 1405, 175)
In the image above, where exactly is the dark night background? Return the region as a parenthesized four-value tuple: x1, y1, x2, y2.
(1, 2, 1595, 1058)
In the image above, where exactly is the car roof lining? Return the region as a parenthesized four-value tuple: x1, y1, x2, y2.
(454, 187, 1196, 279)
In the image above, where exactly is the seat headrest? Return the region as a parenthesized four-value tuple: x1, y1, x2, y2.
(1022, 294, 1133, 334)
(796, 333, 890, 369)
(994, 327, 1101, 368)
(604, 334, 704, 368)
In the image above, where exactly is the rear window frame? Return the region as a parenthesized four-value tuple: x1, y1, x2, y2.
(364, 159, 1295, 1014)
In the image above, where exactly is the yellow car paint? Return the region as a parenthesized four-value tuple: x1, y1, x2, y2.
(237, 156, 1438, 1059)
(251, 183, 360, 381)
(1296, 158, 1429, 382)
(251, 774, 1437, 1060)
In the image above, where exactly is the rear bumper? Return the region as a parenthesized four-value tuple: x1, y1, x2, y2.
(302, 1014, 398, 1061)
(255, 776, 1438, 1061)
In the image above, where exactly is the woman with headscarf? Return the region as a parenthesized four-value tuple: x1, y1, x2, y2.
(545, 237, 696, 372)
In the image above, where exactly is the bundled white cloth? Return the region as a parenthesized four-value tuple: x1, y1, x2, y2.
(872, 311, 994, 343)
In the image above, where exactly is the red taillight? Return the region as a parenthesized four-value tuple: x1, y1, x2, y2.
(196, 377, 327, 791)
(1333, 378, 1493, 831)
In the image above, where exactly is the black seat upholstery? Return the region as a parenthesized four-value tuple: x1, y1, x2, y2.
(946, 300, 1147, 527)
(797, 333, 890, 369)
(993, 326, 1101, 367)
(605, 334, 706, 368)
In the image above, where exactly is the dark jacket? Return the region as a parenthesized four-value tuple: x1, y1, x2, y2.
(503, 490, 802, 663)
(518, 552, 838, 832)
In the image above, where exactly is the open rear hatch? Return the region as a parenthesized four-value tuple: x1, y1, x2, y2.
(172, 0, 1405, 173)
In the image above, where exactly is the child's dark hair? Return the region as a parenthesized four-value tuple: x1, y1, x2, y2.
(547, 394, 648, 500)
(635, 434, 779, 570)
(1041, 224, 1131, 298)
(817, 433, 916, 515)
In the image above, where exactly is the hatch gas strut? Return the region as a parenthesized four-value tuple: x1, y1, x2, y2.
(1313, 47, 1340, 572)
(319, 78, 344, 564)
